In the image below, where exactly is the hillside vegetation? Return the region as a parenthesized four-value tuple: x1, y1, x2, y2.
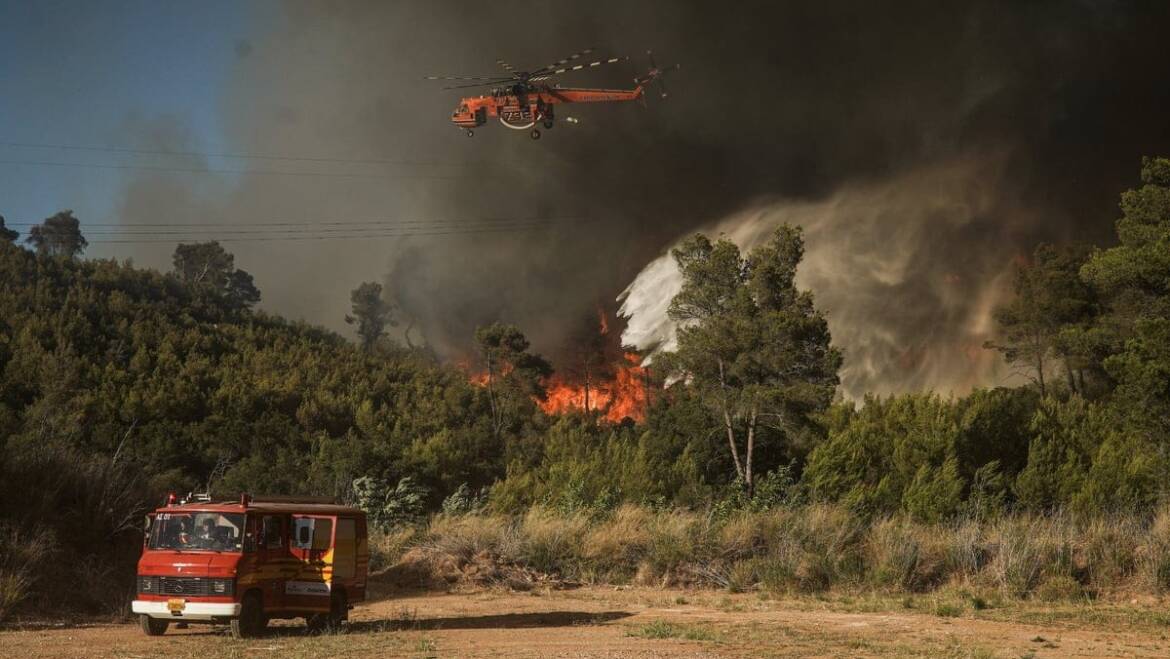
(1, 157, 1168, 619)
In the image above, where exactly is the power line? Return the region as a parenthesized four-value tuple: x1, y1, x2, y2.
(4, 215, 588, 228)
(83, 222, 593, 244)
(0, 140, 480, 168)
(68, 221, 566, 237)
(0, 158, 467, 180)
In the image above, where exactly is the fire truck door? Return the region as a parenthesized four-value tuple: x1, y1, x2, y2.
(246, 514, 288, 610)
(287, 515, 334, 611)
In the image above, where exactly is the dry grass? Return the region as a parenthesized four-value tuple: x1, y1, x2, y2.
(375, 503, 1170, 603)
(0, 525, 55, 621)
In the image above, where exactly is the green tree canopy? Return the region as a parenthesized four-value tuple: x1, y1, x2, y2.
(25, 210, 87, 258)
(474, 322, 552, 438)
(1082, 156, 1170, 322)
(345, 281, 396, 350)
(0, 215, 17, 243)
(172, 241, 261, 309)
(985, 243, 1100, 396)
(661, 226, 841, 494)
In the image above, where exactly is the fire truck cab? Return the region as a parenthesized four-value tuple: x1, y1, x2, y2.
(132, 494, 368, 638)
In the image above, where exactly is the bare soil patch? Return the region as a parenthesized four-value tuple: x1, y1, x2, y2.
(3, 586, 1169, 657)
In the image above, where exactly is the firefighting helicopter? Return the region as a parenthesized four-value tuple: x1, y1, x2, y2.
(426, 48, 677, 139)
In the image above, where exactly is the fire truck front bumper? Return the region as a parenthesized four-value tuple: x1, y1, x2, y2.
(132, 599, 242, 621)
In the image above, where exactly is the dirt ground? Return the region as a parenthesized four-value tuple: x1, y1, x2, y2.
(3, 585, 1170, 658)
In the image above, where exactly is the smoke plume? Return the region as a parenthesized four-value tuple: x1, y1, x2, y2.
(110, 1, 1170, 393)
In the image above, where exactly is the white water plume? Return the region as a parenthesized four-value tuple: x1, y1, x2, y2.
(618, 155, 1023, 399)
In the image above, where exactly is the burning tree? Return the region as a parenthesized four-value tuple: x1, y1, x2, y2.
(474, 322, 552, 437)
(659, 226, 841, 495)
(560, 309, 614, 415)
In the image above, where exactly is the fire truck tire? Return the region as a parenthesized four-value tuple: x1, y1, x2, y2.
(307, 590, 347, 632)
(139, 614, 169, 636)
(530, 129, 541, 140)
(231, 593, 266, 639)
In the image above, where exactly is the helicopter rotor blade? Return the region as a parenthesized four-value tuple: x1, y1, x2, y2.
(425, 74, 513, 82)
(495, 58, 515, 73)
(540, 56, 628, 79)
(440, 78, 516, 90)
(530, 46, 600, 76)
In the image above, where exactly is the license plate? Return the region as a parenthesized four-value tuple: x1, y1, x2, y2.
(167, 598, 186, 613)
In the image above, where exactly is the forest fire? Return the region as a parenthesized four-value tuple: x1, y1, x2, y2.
(457, 309, 652, 423)
(539, 352, 649, 423)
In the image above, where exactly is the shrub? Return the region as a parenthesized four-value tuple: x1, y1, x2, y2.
(353, 476, 429, 531)
(369, 526, 419, 572)
(425, 512, 514, 562)
(0, 525, 54, 621)
(1077, 516, 1140, 594)
(945, 518, 988, 579)
(517, 506, 588, 575)
(1137, 506, 1170, 593)
(582, 505, 654, 578)
(986, 515, 1074, 597)
(1033, 574, 1085, 602)
(441, 483, 488, 516)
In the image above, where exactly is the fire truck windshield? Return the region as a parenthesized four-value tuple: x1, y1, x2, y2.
(149, 512, 244, 552)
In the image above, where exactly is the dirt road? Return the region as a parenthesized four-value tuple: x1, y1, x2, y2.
(3, 586, 1168, 658)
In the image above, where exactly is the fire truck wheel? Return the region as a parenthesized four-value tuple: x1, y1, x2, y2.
(530, 129, 541, 140)
(329, 590, 348, 627)
(307, 590, 347, 632)
(231, 593, 266, 639)
(139, 614, 169, 636)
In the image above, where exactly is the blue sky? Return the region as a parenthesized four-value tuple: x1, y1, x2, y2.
(0, 1, 265, 246)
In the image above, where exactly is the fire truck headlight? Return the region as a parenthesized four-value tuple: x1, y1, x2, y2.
(138, 576, 157, 592)
(210, 579, 234, 595)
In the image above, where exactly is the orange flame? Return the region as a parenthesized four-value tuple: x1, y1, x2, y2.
(538, 352, 649, 423)
(458, 310, 649, 423)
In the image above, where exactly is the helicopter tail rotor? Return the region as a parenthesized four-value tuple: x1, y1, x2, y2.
(636, 50, 679, 99)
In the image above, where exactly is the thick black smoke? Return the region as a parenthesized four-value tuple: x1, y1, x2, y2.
(117, 0, 1170, 391)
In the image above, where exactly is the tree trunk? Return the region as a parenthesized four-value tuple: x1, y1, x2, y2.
(717, 359, 745, 483)
(486, 361, 501, 437)
(1034, 331, 1047, 397)
(583, 362, 591, 414)
(745, 405, 758, 497)
(1064, 361, 1078, 395)
(404, 318, 417, 349)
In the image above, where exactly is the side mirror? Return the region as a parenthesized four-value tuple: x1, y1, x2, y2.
(298, 526, 311, 545)
(243, 533, 257, 553)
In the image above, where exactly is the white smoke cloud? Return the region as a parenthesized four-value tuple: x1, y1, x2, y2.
(618, 154, 1024, 399)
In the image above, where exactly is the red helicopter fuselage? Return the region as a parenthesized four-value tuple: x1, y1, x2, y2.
(451, 84, 646, 134)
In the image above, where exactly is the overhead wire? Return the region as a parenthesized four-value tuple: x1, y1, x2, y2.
(6, 215, 597, 244)
(3, 215, 587, 228)
(0, 140, 481, 168)
(82, 220, 597, 244)
(0, 140, 569, 243)
(0, 158, 466, 180)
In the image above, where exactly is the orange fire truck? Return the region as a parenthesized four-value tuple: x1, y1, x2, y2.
(132, 494, 369, 638)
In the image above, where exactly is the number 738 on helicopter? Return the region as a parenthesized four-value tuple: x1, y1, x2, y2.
(427, 48, 677, 140)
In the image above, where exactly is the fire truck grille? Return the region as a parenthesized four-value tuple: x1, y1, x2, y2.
(138, 576, 234, 596)
(159, 577, 211, 596)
